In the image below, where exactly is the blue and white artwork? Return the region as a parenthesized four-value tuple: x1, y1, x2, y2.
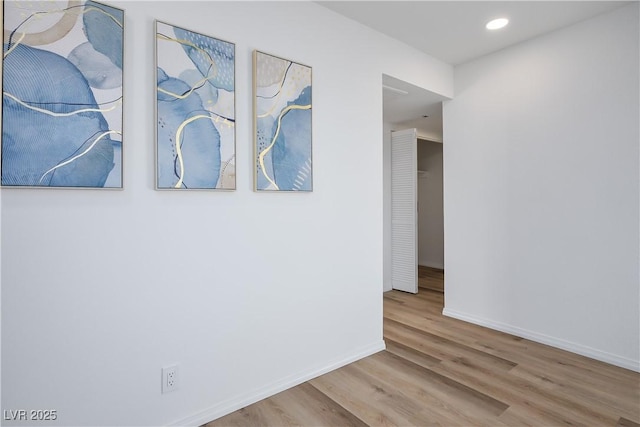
(156, 21, 235, 190)
(2, 0, 124, 188)
(254, 51, 312, 192)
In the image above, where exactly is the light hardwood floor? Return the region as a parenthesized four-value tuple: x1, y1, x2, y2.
(205, 278, 640, 427)
(418, 266, 444, 293)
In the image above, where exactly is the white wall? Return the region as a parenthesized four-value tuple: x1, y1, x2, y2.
(382, 121, 393, 292)
(443, 3, 639, 371)
(0, 2, 452, 426)
(417, 140, 444, 269)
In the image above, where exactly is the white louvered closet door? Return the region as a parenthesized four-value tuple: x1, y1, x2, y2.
(391, 129, 418, 293)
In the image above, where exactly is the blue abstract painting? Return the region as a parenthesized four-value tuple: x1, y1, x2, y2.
(156, 21, 235, 190)
(2, 0, 124, 188)
(254, 51, 312, 192)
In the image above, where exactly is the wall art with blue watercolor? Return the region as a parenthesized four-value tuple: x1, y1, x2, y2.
(2, 0, 124, 188)
(156, 21, 235, 190)
(254, 51, 312, 192)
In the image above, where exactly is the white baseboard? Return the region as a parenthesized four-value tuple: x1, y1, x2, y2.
(442, 307, 640, 373)
(169, 341, 386, 427)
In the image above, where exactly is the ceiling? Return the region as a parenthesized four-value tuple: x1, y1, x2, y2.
(318, 1, 631, 140)
(317, 1, 630, 66)
(383, 75, 446, 142)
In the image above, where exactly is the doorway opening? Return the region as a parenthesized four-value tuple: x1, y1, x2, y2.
(382, 74, 447, 298)
(417, 138, 444, 293)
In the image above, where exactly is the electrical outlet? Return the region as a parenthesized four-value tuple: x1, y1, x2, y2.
(162, 364, 179, 393)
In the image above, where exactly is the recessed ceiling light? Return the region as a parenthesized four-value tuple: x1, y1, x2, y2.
(486, 18, 509, 30)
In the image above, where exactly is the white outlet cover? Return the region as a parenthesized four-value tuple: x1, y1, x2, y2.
(162, 365, 179, 393)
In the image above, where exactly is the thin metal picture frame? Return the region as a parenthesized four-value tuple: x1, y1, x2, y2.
(1, 0, 125, 189)
(253, 50, 313, 192)
(155, 20, 236, 191)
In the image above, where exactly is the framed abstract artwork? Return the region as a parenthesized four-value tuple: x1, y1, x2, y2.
(2, 0, 124, 189)
(155, 21, 235, 190)
(253, 50, 312, 192)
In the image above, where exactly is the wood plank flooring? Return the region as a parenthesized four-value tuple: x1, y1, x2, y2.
(205, 278, 640, 427)
(418, 266, 444, 293)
